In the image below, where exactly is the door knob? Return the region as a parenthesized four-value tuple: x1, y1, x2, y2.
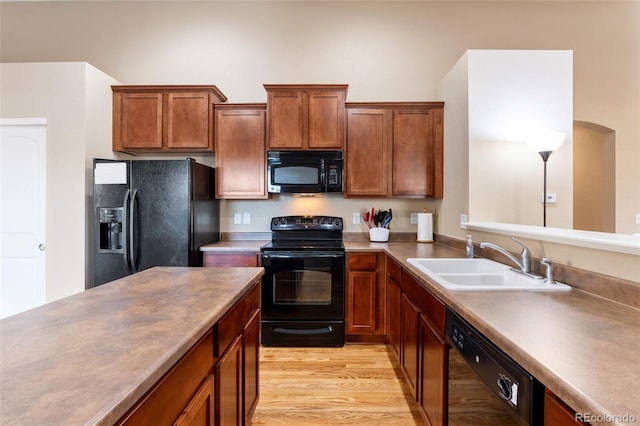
(38, 243, 46, 251)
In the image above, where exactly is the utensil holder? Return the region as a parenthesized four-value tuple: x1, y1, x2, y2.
(369, 227, 390, 242)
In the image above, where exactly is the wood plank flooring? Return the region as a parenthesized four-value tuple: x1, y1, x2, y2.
(250, 344, 423, 425)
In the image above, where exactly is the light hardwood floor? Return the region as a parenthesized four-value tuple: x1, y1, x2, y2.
(250, 344, 423, 425)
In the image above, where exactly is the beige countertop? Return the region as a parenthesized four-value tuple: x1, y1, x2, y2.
(4, 240, 637, 425)
(345, 241, 640, 426)
(0, 266, 264, 426)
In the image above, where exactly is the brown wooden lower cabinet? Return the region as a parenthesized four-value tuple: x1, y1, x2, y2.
(400, 293, 420, 399)
(214, 282, 261, 426)
(242, 310, 261, 423)
(544, 389, 589, 425)
(386, 257, 402, 361)
(388, 260, 448, 426)
(419, 315, 448, 426)
(345, 252, 386, 342)
(216, 335, 243, 425)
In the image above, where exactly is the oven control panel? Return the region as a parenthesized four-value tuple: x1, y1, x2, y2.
(271, 215, 343, 231)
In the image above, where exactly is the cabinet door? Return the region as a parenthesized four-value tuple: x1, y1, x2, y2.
(386, 259, 402, 360)
(345, 109, 389, 196)
(215, 335, 242, 426)
(243, 310, 261, 424)
(119, 92, 163, 149)
(215, 106, 267, 199)
(401, 293, 420, 399)
(166, 92, 212, 150)
(346, 270, 377, 334)
(419, 315, 448, 426)
(173, 375, 214, 426)
(346, 253, 386, 341)
(392, 109, 434, 197)
(267, 91, 304, 149)
(308, 91, 345, 149)
(544, 390, 588, 426)
(431, 108, 444, 199)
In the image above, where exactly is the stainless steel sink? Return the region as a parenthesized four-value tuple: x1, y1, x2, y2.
(407, 258, 571, 291)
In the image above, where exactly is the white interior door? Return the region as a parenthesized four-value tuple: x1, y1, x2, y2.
(0, 118, 47, 318)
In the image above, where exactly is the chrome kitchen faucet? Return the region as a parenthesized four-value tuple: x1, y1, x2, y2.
(480, 237, 541, 278)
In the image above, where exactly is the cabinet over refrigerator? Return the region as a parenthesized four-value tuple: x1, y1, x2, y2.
(92, 158, 220, 287)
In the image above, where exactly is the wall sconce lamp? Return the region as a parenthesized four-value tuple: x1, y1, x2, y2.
(527, 132, 566, 227)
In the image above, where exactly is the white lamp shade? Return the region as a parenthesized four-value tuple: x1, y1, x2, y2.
(526, 132, 566, 153)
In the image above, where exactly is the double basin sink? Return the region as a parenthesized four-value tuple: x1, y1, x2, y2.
(407, 258, 572, 291)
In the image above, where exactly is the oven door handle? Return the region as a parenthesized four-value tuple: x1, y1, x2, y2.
(273, 326, 334, 335)
(262, 252, 344, 259)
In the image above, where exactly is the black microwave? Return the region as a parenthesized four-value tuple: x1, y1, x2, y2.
(267, 150, 343, 194)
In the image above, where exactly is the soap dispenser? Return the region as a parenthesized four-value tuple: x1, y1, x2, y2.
(465, 235, 474, 258)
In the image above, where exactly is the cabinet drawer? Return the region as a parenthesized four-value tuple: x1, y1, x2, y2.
(402, 270, 445, 336)
(117, 331, 214, 426)
(348, 253, 378, 271)
(415, 284, 445, 336)
(386, 256, 402, 284)
(203, 252, 258, 267)
(214, 282, 260, 357)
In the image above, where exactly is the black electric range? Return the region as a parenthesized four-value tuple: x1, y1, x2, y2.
(260, 215, 345, 347)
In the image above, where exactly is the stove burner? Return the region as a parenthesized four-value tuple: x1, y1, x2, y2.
(263, 215, 344, 251)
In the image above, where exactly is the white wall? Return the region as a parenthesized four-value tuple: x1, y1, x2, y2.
(1, 1, 637, 235)
(0, 62, 119, 301)
(467, 50, 574, 228)
(1, 1, 638, 282)
(434, 53, 469, 239)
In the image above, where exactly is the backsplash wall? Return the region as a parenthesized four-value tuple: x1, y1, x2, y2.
(221, 197, 441, 234)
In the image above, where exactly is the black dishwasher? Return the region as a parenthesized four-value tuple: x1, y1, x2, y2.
(446, 309, 544, 426)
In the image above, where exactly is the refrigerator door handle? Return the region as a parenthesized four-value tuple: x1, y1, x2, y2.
(123, 189, 132, 273)
(129, 189, 139, 273)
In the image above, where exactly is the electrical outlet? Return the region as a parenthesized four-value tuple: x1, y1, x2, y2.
(460, 214, 468, 229)
(541, 193, 557, 203)
(636, 213, 640, 225)
(233, 213, 242, 225)
(353, 212, 361, 224)
(410, 213, 418, 224)
(242, 213, 251, 224)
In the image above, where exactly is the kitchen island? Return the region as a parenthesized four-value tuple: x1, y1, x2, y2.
(0, 266, 264, 425)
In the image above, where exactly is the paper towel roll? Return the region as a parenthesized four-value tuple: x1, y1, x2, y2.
(417, 213, 434, 242)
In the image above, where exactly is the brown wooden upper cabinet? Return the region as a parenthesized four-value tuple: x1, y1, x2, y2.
(214, 104, 267, 199)
(345, 102, 444, 198)
(112, 85, 227, 154)
(264, 84, 348, 150)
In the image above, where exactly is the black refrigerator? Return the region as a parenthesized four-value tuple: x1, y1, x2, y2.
(92, 158, 220, 288)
